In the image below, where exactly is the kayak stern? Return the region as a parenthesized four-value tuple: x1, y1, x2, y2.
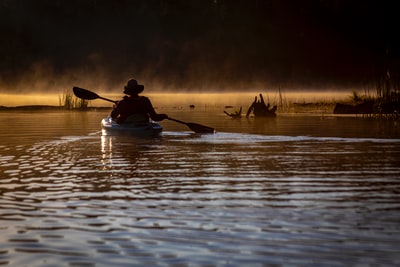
(101, 117, 162, 137)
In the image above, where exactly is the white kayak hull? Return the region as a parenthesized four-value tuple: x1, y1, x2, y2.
(101, 117, 162, 137)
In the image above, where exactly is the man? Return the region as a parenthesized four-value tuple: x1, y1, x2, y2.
(111, 79, 168, 124)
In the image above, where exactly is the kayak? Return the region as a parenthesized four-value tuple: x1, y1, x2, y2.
(101, 117, 162, 137)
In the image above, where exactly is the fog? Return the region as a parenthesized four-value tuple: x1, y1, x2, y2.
(0, 90, 351, 109)
(1, 0, 398, 95)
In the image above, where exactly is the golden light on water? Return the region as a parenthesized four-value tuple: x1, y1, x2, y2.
(0, 93, 62, 106)
(0, 91, 351, 108)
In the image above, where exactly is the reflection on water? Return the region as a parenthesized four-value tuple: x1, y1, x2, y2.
(1, 110, 400, 266)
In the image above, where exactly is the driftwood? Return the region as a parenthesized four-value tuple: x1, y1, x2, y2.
(333, 102, 374, 115)
(334, 100, 400, 119)
(246, 94, 277, 118)
(224, 106, 242, 118)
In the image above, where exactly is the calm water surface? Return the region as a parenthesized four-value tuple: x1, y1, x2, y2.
(1, 108, 400, 267)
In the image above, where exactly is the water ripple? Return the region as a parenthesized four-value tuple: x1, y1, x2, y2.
(1, 131, 400, 266)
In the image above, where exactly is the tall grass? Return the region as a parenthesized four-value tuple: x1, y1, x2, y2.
(59, 90, 89, 109)
(277, 87, 289, 112)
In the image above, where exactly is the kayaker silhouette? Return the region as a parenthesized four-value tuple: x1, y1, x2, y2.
(111, 79, 168, 124)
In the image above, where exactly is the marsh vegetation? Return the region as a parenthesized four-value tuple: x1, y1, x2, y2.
(58, 90, 89, 110)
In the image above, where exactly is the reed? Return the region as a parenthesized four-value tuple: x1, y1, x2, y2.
(277, 87, 290, 112)
(59, 90, 89, 109)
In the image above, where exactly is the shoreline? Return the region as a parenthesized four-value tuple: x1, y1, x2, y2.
(0, 105, 112, 111)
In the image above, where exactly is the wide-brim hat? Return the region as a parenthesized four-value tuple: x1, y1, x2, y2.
(123, 79, 144, 95)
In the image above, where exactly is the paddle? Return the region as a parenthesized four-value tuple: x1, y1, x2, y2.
(167, 117, 215, 133)
(72, 86, 215, 133)
(73, 86, 116, 104)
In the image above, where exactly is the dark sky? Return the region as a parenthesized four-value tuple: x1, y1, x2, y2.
(1, 0, 399, 92)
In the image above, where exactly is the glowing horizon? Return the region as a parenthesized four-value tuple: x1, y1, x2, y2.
(0, 91, 353, 108)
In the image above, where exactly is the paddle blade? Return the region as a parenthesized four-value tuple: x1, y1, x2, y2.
(73, 86, 100, 100)
(187, 123, 215, 133)
(167, 117, 215, 133)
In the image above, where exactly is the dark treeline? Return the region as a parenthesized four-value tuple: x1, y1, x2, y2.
(1, 0, 399, 92)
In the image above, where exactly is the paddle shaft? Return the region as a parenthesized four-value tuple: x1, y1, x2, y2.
(168, 117, 215, 133)
(167, 117, 188, 125)
(98, 96, 117, 104)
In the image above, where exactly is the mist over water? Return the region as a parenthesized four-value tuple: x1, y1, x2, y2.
(0, 91, 350, 109)
(1, 1, 399, 94)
